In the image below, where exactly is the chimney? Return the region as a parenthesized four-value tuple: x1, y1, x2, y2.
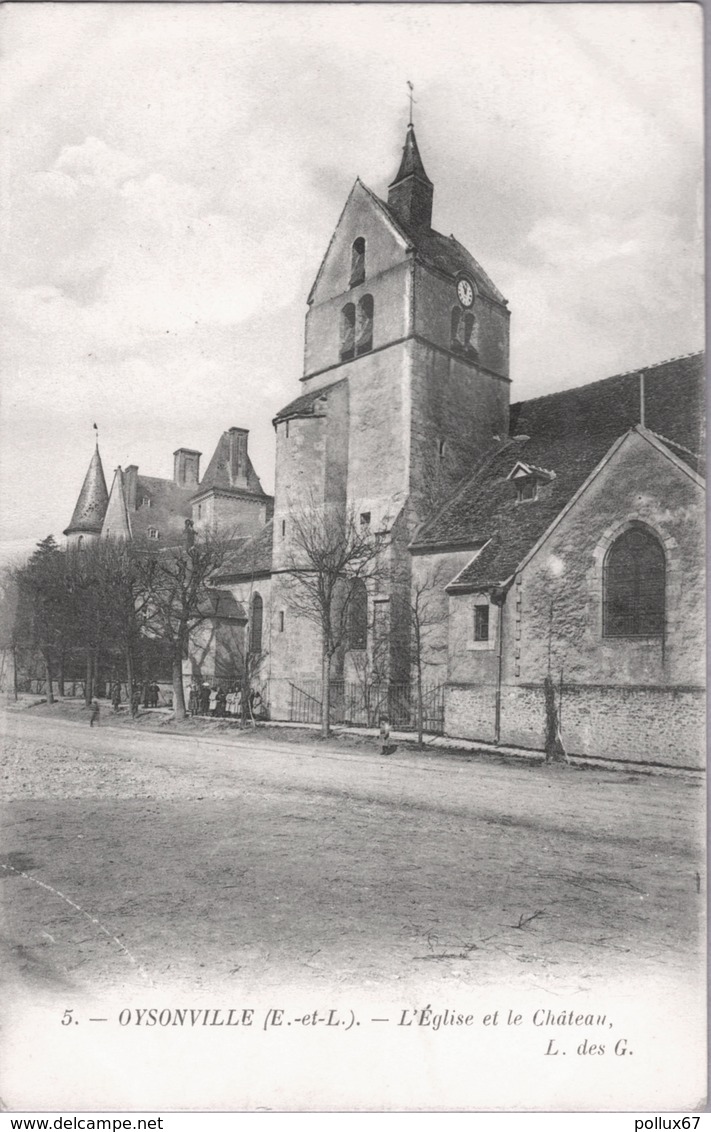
(227, 428, 249, 488)
(173, 448, 201, 487)
(124, 465, 138, 511)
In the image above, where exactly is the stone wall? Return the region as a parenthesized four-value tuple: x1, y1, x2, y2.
(413, 262, 510, 380)
(195, 493, 268, 537)
(513, 431, 705, 689)
(409, 339, 509, 519)
(445, 682, 705, 768)
(304, 181, 411, 377)
(410, 548, 476, 684)
(444, 430, 706, 767)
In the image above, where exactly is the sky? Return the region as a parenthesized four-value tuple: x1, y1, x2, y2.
(0, 2, 704, 562)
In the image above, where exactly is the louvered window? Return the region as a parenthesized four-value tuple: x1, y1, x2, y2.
(350, 238, 366, 287)
(340, 303, 356, 361)
(355, 294, 374, 356)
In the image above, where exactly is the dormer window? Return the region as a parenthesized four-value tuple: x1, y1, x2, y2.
(139, 496, 151, 508)
(148, 527, 160, 540)
(507, 461, 554, 503)
(350, 237, 366, 287)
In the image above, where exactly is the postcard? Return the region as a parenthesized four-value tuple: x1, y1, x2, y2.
(0, 2, 705, 1114)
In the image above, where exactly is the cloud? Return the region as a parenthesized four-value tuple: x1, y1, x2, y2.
(0, 4, 703, 546)
(502, 208, 703, 392)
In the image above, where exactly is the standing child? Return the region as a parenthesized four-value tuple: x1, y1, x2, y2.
(379, 715, 396, 757)
(89, 698, 100, 728)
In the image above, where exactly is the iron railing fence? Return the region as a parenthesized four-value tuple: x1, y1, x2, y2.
(289, 680, 445, 735)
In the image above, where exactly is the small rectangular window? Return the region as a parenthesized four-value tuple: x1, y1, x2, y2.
(360, 512, 371, 528)
(148, 527, 160, 540)
(474, 604, 489, 642)
(279, 611, 285, 632)
(281, 519, 286, 538)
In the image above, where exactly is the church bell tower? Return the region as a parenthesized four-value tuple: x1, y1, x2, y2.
(269, 121, 511, 697)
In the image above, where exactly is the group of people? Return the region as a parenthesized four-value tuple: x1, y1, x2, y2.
(188, 681, 266, 721)
(110, 680, 161, 716)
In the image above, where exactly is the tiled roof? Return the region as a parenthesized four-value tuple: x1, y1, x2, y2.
(213, 521, 274, 580)
(371, 186, 506, 305)
(415, 432, 618, 589)
(131, 475, 194, 545)
(414, 352, 705, 590)
(195, 431, 269, 499)
(64, 447, 109, 535)
(274, 379, 345, 424)
(510, 352, 705, 461)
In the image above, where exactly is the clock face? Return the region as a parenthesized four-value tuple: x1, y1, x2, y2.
(457, 278, 474, 307)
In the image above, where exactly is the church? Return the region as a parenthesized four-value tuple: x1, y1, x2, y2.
(65, 124, 705, 769)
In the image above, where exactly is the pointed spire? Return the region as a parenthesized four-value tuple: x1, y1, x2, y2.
(387, 124, 433, 232)
(390, 124, 432, 189)
(64, 444, 109, 536)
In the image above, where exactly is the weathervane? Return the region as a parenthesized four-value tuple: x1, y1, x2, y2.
(93, 421, 99, 447)
(407, 80, 416, 127)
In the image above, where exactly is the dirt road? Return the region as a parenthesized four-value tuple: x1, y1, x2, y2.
(1, 706, 704, 1001)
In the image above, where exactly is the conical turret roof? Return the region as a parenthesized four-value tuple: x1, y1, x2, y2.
(64, 445, 109, 535)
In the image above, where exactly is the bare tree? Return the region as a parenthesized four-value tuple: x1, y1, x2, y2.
(408, 566, 449, 746)
(284, 497, 388, 738)
(14, 536, 68, 703)
(68, 538, 151, 698)
(138, 525, 232, 721)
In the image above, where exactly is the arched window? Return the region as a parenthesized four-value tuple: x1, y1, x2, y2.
(250, 592, 263, 653)
(340, 303, 356, 361)
(347, 579, 368, 650)
(451, 308, 462, 348)
(603, 526, 665, 637)
(463, 313, 476, 354)
(350, 237, 366, 287)
(355, 294, 374, 356)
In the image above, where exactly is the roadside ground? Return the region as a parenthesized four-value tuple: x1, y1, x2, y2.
(0, 699, 705, 1111)
(1, 698, 704, 998)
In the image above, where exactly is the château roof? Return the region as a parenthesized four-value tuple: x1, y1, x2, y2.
(194, 429, 270, 500)
(130, 475, 195, 544)
(64, 446, 109, 535)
